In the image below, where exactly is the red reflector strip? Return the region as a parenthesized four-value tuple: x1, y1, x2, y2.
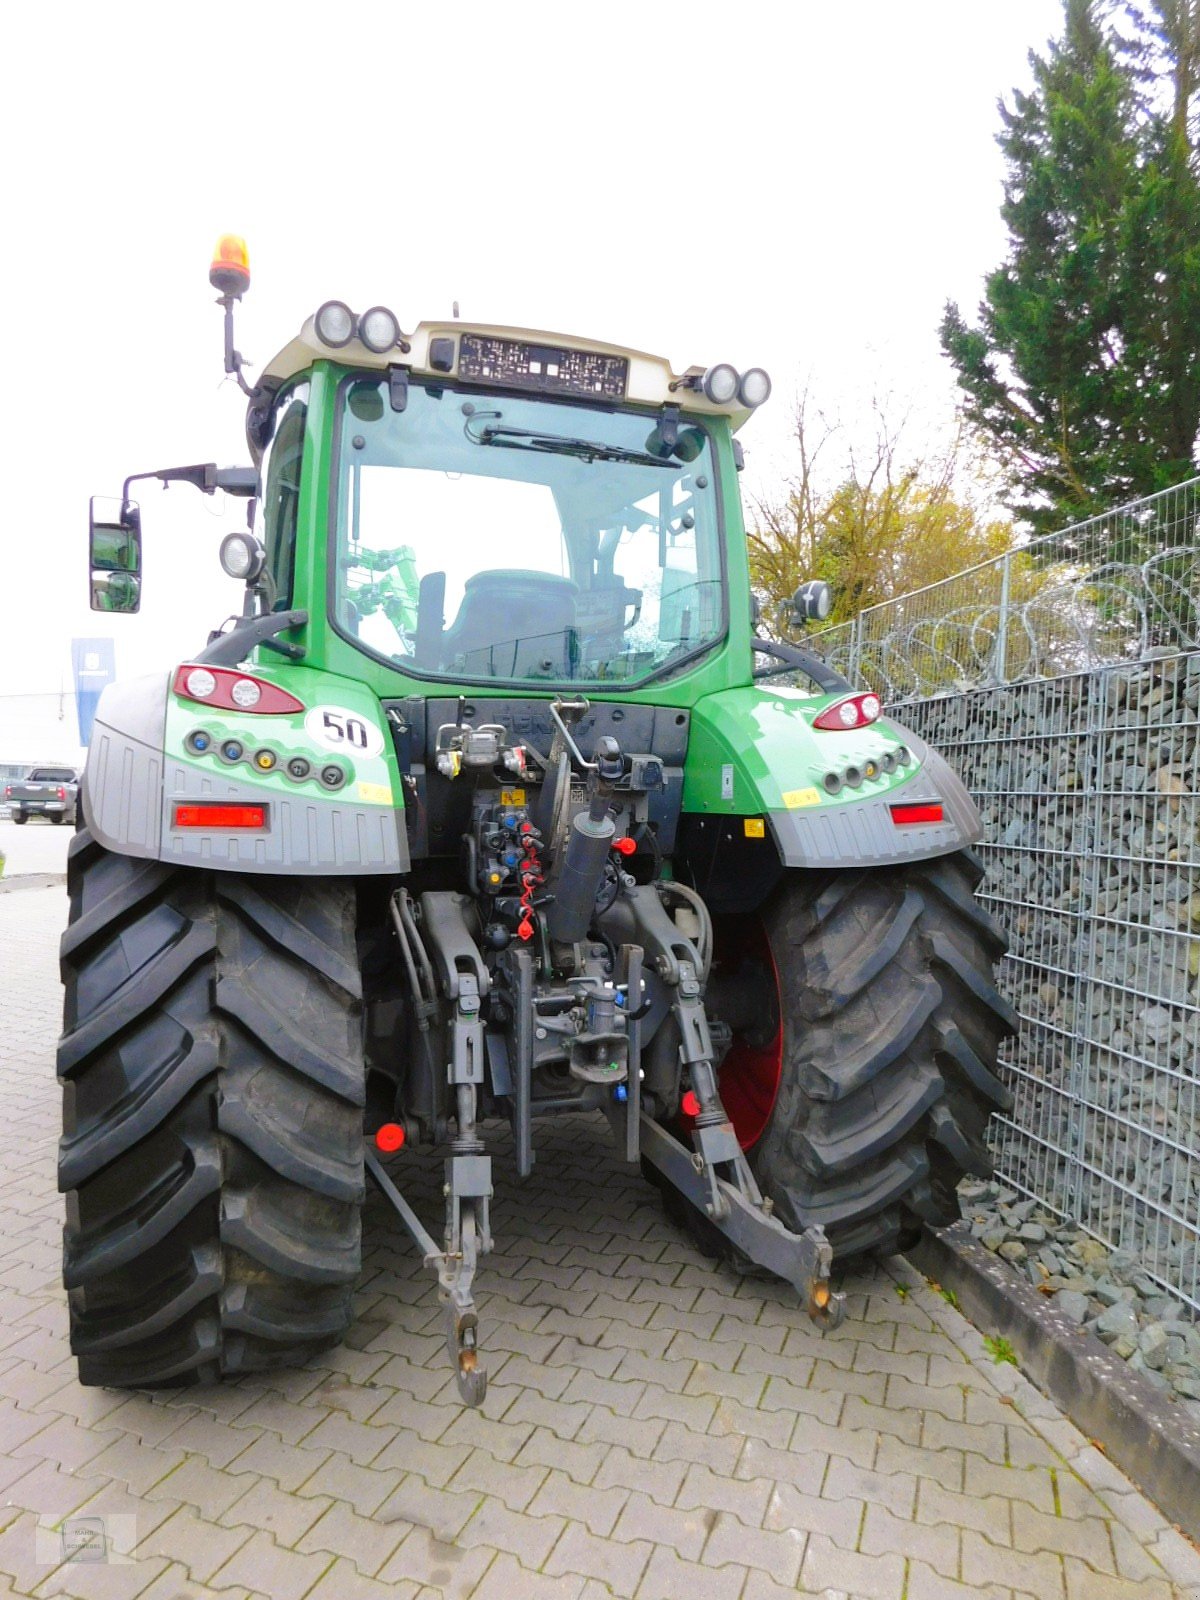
(174, 803, 267, 829)
(890, 802, 944, 825)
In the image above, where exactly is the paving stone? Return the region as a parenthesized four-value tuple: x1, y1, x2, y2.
(6, 1460, 101, 1521)
(1010, 1498, 1122, 1567)
(500, 1390, 592, 1441)
(436, 1407, 534, 1466)
(152, 1413, 265, 1471)
(823, 1457, 918, 1520)
(219, 1475, 333, 1548)
(513, 1426, 607, 1484)
(544, 1338, 624, 1381)
(33, 1551, 173, 1600)
(377, 1523, 497, 1596)
(676, 1463, 773, 1527)
(209, 1529, 331, 1600)
(681, 1362, 767, 1409)
(73, 1435, 187, 1498)
(916, 1478, 1014, 1541)
(467, 1551, 587, 1600)
(545, 1521, 652, 1598)
(527, 1471, 629, 1538)
(1003, 1424, 1061, 1470)
(655, 1421, 743, 1474)
(222, 1433, 332, 1493)
(904, 1559, 1019, 1600)
(295, 1497, 409, 1577)
(800, 1533, 908, 1600)
(366, 1356, 461, 1405)
(704, 1509, 807, 1583)
(742, 1427, 876, 1472)
(11, 1416, 115, 1475)
(143, 1460, 257, 1523)
(630, 1383, 716, 1433)
(763, 1480, 864, 1548)
(861, 1500, 961, 1581)
(135, 1506, 255, 1585)
(961, 1529, 1066, 1597)
(637, 1542, 749, 1600)
(64, 1475, 183, 1546)
(302, 1554, 422, 1600)
(962, 1454, 1055, 1512)
(1061, 1559, 1177, 1600)
(455, 1496, 565, 1567)
(610, 1489, 710, 1560)
(0, 1509, 67, 1595)
(296, 1411, 396, 1465)
(376, 1465, 480, 1542)
(445, 1446, 546, 1511)
(290, 1452, 403, 1518)
(593, 1444, 689, 1508)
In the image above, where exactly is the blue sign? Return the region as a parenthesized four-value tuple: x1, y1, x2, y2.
(71, 638, 115, 748)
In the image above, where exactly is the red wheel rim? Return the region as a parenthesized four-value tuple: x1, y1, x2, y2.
(712, 915, 783, 1151)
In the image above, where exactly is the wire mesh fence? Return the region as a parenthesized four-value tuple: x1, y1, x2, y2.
(805, 480, 1200, 1308)
(897, 657, 1200, 1307)
(808, 477, 1200, 702)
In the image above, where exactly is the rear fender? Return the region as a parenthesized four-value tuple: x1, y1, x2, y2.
(682, 686, 980, 871)
(83, 667, 408, 875)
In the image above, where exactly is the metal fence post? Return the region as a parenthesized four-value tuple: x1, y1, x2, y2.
(850, 612, 864, 687)
(995, 552, 1011, 685)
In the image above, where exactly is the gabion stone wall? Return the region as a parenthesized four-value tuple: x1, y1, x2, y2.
(895, 649, 1200, 1309)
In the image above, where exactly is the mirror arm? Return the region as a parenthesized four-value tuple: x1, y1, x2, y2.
(118, 463, 257, 516)
(122, 463, 218, 508)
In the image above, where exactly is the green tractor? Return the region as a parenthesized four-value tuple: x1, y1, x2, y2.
(60, 239, 1014, 1403)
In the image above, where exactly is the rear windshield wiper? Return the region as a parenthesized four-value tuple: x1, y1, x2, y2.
(467, 421, 676, 469)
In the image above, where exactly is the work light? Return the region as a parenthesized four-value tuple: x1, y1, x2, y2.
(739, 368, 772, 408)
(219, 532, 265, 583)
(359, 306, 400, 353)
(315, 300, 356, 348)
(702, 364, 740, 405)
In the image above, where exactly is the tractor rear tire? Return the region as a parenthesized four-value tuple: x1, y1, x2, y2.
(57, 829, 365, 1386)
(711, 850, 1016, 1261)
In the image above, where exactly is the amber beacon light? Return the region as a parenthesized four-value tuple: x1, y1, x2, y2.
(210, 234, 250, 298)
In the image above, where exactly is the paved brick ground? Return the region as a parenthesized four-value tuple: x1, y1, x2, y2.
(4, 881, 1200, 1599)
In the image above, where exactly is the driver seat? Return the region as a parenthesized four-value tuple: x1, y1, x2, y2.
(442, 570, 579, 678)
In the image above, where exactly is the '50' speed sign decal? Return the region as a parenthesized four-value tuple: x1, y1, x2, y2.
(304, 706, 385, 759)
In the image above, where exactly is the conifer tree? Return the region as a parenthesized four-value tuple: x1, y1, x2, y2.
(941, 0, 1200, 532)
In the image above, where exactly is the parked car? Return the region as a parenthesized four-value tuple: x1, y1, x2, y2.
(5, 767, 80, 825)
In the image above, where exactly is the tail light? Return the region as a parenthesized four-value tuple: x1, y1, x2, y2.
(3, 787, 9, 799)
(813, 693, 881, 731)
(890, 802, 944, 826)
(174, 803, 267, 829)
(173, 666, 304, 714)
(57, 787, 65, 801)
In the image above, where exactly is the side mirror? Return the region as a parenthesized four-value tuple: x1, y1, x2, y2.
(788, 579, 831, 626)
(89, 496, 142, 614)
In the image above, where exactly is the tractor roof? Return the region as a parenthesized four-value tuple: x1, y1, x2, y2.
(259, 316, 761, 430)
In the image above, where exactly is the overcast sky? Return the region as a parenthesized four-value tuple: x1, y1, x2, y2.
(2, 0, 1063, 714)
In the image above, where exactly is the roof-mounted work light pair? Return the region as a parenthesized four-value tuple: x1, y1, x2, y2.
(314, 301, 402, 354)
(701, 363, 771, 409)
